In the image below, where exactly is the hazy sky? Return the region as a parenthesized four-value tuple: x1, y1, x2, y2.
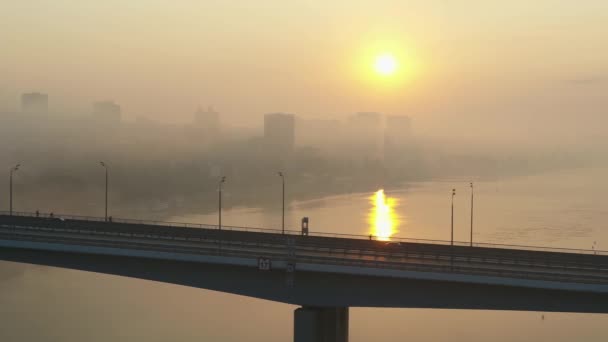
(2, 1, 607, 140)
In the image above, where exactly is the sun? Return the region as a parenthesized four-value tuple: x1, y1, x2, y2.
(374, 53, 398, 76)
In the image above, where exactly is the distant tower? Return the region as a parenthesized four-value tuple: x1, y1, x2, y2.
(194, 105, 220, 136)
(21, 92, 48, 115)
(92, 101, 122, 124)
(264, 113, 295, 155)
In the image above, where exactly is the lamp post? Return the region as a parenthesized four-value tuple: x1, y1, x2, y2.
(218, 176, 226, 230)
(470, 182, 474, 247)
(9, 164, 20, 216)
(278, 171, 285, 234)
(451, 188, 456, 246)
(99, 162, 108, 221)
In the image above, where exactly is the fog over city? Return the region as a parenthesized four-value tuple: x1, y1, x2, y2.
(2, 1, 608, 342)
(1, 90, 606, 221)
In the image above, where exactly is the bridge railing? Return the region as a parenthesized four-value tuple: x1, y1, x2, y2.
(3, 220, 608, 285)
(1, 210, 607, 256)
(4, 213, 608, 284)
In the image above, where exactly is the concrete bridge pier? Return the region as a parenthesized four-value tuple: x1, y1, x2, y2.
(294, 307, 349, 342)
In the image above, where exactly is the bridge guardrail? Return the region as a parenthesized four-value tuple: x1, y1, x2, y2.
(2, 225, 608, 286)
(1, 210, 607, 257)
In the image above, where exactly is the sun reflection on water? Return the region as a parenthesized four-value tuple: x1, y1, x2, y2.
(369, 189, 398, 241)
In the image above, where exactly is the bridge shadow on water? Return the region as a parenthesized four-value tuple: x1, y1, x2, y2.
(2, 247, 608, 314)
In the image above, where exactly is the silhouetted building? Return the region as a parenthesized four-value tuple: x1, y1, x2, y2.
(92, 101, 121, 124)
(194, 106, 220, 137)
(21, 92, 48, 115)
(264, 113, 295, 155)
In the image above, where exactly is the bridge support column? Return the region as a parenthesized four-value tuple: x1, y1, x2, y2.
(294, 307, 349, 342)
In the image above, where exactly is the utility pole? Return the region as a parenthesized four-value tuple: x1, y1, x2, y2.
(9, 164, 20, 216)
(451, 188, 456, 246)
(470, 182, 474, 247)
(218, 176, 226, 230)
(278, 172, 285, 234)
(217, 176, 226, 255)
(99, 162, 108, 221)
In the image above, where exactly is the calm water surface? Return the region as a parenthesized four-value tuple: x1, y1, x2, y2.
(174, 166, 608, 250)
(2, 167, 608, 341)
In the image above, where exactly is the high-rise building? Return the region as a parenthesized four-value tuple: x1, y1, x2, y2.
(264, 113, 295, 155)
(92, 101, 121, 124)
(21, 92, 48, 115)
(194, 106, 220, 136)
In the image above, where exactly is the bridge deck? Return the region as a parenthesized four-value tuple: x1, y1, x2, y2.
(2, 212, 608, 288)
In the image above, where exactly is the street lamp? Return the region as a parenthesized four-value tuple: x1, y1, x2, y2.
(470, 182, 474, 247)
(218, 176, 226, 230)
(451, 188, 456, 246)
(99, 162, 108, 221)
(278, 171, 285, 234)
(9, 164, 20, 216)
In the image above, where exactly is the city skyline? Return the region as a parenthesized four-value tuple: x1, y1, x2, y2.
(5, 90, 416, 135)
(2, 1, 607, 144)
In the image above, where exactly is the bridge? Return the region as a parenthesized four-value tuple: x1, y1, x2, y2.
(2, 211, 608, 342)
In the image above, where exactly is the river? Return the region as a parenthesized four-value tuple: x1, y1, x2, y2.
(172, 166, 608, 250)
